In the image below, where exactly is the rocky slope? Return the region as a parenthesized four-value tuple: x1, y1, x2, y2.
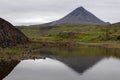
(50, 7, 107, 25)
(0, 18, 29, 47)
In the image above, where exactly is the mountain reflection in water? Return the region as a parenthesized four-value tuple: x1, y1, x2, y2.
(2, 57, 120, 80)
(1, 46, 120, 80)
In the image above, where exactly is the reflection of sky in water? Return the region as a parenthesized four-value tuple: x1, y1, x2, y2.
(4, 57, 120, 80)
(81, 58, 120, 80)
(4, 58, 81, 80)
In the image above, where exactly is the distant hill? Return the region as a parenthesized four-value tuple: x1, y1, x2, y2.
(48, 7, 107, 25)
(0, 18, 29, 47)
(112, 22, 120, 25)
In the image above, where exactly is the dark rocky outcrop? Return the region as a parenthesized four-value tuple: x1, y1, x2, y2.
(0, 18, 29, 47)
(0, 59, 20, 80)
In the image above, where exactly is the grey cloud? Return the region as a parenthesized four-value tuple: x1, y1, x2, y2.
(0, 0, 120, 25)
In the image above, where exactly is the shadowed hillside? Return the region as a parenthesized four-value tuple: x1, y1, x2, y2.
(0, 18, 29, 47)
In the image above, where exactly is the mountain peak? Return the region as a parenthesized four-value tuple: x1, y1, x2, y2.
(74, 6, 86, 12)
(78, 6, 85, 10)
(49, 7, 107, 25)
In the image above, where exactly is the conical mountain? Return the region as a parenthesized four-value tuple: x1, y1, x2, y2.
(0, 18, 29, 47)
(51, 7, 106, 25)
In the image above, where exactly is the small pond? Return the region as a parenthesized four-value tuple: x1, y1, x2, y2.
(2, 46, 120, 80)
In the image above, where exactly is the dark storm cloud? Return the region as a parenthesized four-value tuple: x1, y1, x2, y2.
(0, 0, 120, 25)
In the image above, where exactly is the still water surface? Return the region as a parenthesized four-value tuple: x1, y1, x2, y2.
(3, 57, 120, 80)
(2, 46, 120, 80)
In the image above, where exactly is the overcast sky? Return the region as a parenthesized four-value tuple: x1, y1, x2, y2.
(0, 0, 120, 26)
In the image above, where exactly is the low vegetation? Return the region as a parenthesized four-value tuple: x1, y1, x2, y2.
(1, 23, 120, 59)
(17, 23, 120, 42)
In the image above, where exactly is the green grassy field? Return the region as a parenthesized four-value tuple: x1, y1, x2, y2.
(1, 23, 120, 59)
(17, 23, 120, 42)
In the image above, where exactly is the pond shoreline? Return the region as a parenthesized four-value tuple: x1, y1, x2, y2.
(0, 54, 45, 62)
(0, 41, 120, 61)
(30, 41, 120, 49)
